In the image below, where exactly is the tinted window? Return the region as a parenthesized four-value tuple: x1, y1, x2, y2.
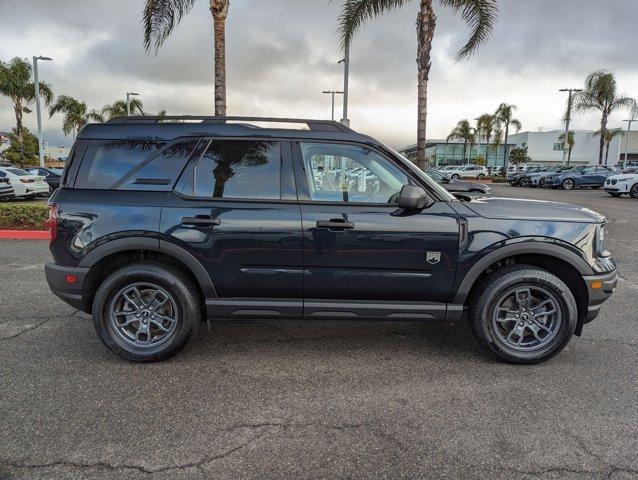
(119, 139, 200, 191)
(301, 142, 408, 204)
(6, 168, 29, 176)
(76, 139, 166, 189)
(192, 140, 281, 199)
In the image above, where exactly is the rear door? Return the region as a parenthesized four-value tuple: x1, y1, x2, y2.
(293, 141, 460, 321)
(160, 138, 303, 319)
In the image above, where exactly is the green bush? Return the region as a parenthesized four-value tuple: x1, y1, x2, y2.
(0, 202, 49, 230)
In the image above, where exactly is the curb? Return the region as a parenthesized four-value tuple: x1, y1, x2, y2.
(0, 230, 50, 240)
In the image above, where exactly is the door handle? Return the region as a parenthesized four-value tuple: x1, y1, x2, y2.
(316, 219, 355, 230)
(181, 215, 221, 227)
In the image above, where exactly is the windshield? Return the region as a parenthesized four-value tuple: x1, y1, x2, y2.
(5, 168, 30, 176)
(383, 146, 455, 201)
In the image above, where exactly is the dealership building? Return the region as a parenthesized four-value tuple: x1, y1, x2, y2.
(399, 128, 638, 167)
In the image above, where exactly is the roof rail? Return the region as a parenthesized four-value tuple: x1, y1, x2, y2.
(106, 116, 355, 133)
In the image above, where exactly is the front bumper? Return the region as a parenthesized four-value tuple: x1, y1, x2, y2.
(45, 262, 90, 312)
(582, 269, 618, 322)
(604, 183, 630, 193)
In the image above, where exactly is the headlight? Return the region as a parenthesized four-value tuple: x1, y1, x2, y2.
(596, 224, 610, 257)
(616, 178, 629, 182)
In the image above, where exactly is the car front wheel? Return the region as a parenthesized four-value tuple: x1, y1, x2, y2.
(92, 263, 202, 362)
(451, 174, 460, 180)
(562, 178, 575, 190)
(630, 184, 638, 199)
(469, 265, 577, 364)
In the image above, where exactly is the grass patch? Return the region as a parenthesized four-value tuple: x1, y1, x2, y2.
(0, 201, 49, 230)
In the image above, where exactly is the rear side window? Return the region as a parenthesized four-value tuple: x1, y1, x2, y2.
(189, 140, 281, 199)
(75, 139, 166, 189)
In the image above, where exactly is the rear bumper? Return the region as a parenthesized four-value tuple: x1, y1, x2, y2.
(45, 262, 90, 311)
(582, 269, 618, 322)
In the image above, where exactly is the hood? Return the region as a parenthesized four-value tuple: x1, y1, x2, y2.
(463, 196, 606, 223)
(608, 173, 637, 181)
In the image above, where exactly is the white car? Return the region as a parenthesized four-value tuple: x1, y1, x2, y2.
(444, 165, 489, 180)
(604, 169, 638, 198)
(0, 167, 50, 199)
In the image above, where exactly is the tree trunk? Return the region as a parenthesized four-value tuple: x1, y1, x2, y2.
(605, 142, 610, 165)
(568, 146, 572, 165)
(415, 0, 435, 170)
(598, 115, 607, 165)
(14, 99, 25, 166)
(503, 124, 509, 167)
(463, 140, 467, 163)
(211, 0, 229, 116)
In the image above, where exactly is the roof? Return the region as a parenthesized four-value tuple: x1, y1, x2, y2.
(78, 116, 378, 144)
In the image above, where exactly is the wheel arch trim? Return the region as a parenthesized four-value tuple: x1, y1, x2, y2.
(452, 242, 593, 305)
(78, 237, 216, 298)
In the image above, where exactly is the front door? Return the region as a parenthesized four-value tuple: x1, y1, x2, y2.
(161, 138, 303, 319)
(293, 141, 460, 321)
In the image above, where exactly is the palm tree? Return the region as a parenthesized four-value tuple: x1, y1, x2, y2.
(337, 0, 498, 170)
(0, 57, 53, 165)
(476, 113, 497, 164)
(49, 95, 104, 138)
(494, 103, 521, 167)
(143, 0, 230, 116)
(574, 70, 635, 165)
(557, 130, 575, 165)
(594, 128, 622, 165)
(447, 119, 476, 163)
(101, 99, 145, 120)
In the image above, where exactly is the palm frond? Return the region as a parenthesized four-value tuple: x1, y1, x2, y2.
(440, 0, 498, 60)
(336, 0, 412, 49)
(142, 0, 197, 54)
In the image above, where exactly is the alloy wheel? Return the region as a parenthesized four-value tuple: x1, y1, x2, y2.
(109, 282, 179, 348)
(492, 286, 562, 352)
(631, 184, 638, 199)
(562, 179, 575, 190)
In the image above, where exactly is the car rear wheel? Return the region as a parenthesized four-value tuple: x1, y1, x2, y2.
(469, 265, 577, 364)
(630, 184, 638, 199)
(451, 174, 460, 180)
(562, 178, 575, 190)
(477, 174, 485, 179)
(92, 263, 202, 362)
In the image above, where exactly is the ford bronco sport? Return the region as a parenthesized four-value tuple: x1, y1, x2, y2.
(45, 116, 617, 364)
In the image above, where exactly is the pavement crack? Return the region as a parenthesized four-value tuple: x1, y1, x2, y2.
(0, 310, 82, 342)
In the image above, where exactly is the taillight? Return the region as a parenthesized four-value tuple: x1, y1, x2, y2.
(20, 178, 34, 183)
(46, 204, 58, 244)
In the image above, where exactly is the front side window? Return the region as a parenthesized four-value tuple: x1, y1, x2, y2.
(193, 140, 281, 199)
(300, 142, 408, 204)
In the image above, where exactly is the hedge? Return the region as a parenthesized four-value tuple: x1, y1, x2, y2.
(0, 202, 49, 230)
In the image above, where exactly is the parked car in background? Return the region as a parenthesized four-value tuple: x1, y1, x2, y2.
(28, 167, 63, 191)
(520, 165, 572, 187)
(489, 166, 505, 177)
(507, 165, 545, 186)
(604, 169, 638, 198)
(424, 169, 492, 195)
(443, 165, 489, 180)
(0, 167, 49, 199)
(0, 174, 14, 201)
(541, 165, 616, 190)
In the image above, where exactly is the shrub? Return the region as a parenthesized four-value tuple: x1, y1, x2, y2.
(0, 202, 48, 230)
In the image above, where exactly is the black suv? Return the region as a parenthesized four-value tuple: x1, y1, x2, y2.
(45, 116, 617, 364)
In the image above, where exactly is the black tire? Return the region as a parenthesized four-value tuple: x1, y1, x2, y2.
(451, 174, 460, 180)
(561, 178, 575, 190)
(92, 263, 202, 362)
(468, 265, 577, 364)
(477, 174, 485, 180)
(608, 192, 622, 197)
(630, 184, 638, 199)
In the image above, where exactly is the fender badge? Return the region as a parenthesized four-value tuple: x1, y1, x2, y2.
(426, 251, 441, 265)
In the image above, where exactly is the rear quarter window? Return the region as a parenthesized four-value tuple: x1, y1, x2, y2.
(75, 139, 167, 189)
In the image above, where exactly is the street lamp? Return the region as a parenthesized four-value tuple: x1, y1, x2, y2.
(33, 55, 52, 168)
(559, 88, 582, 165)
(322, 90, 344, 121)
(338, 42, 350, 127)
(126, 92, 140, 116)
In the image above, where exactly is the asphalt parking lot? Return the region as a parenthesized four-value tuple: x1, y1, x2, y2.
(1, 185, 636, 480)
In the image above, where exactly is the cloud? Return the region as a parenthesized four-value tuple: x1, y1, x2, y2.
(1, 0, 637, 149)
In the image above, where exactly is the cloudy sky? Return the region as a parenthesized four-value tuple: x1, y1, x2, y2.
(1, 0, 638, 149)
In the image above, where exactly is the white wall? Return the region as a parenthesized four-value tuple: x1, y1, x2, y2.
(508, 130, 622, 166)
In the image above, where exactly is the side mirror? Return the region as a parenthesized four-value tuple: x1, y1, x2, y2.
(398, 185, 432, 210)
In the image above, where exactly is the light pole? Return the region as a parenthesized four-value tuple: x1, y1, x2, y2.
(474, 117, 482, 165)
(559, 88, 582, 165)
(126, 92, 139, 116)
(33, 55, 52, 168)
(323, 90, 344, 121)
(622, 118, 635, 167)
(338, 42, 350, 126)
